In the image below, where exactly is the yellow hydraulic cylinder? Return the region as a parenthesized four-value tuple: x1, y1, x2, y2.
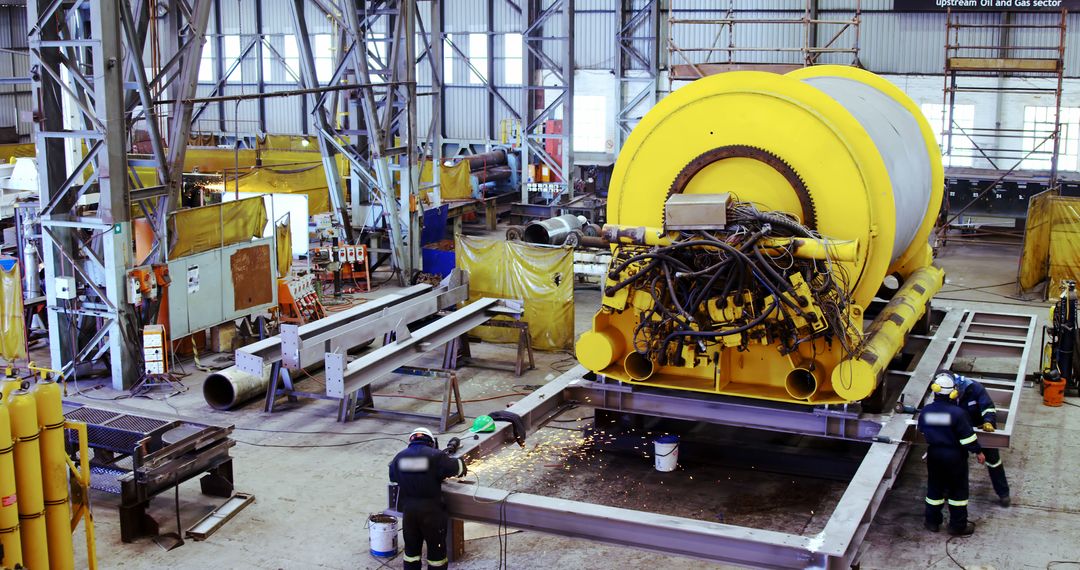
(35, 380, 74, 570)
(0, 398, 22, 568)
(9, 388, 49, 570)
(832, 265, 944, 401)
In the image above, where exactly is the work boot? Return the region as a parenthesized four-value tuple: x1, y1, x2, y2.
(924, 521, 940, 533)
(947, 522, 976, 536)
(999, 495, 1011, 507)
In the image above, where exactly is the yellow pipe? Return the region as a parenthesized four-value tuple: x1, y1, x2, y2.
(0, 397, 22, 568)
(64, 421, 96, 570)
(759, 237, 860, 263)
(35, 381, 74, 570)
(9, 388, 49, 570)
(832, 266, 944, 401)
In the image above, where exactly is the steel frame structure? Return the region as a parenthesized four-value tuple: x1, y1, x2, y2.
(428, 302, 1035, 568)
(939, 9, 1069, 236)
(667, 0, 861, 85)
(28, 0, 211, 388)
(285, 0, 439, 281)
(614, 0, 660, 152)
(519, 0, 573, 204)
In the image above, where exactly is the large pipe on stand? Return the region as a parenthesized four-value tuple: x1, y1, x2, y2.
(203, 364, 273, 411)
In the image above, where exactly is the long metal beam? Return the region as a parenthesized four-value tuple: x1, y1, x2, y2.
(235, 283, 433, 376)
(324, 297, 519, 398)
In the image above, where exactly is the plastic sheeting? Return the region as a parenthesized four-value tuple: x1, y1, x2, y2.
(421, 160, 473, 201)
(0, 265, 26, 361)
(169, 197, 268, 258)
(0, 143, 35, 162)
(276, 219, 293, 278)
(1019, 192, 1080, 298)
(455, 236, 574, 351)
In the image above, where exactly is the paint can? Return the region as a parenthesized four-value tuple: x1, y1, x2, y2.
(654, 434, 679, 472)
(368, 514, 399, 557)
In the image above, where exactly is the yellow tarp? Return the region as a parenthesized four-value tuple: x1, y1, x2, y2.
(169, 196, 268, 258)
(1019, 192, 1080, 298)
(276, 219, 293, 278)
(0, 143, 35, 163)
(455, 236, 574, 351)
(0, 265, 26, 361)
(421, 160, 473, 201)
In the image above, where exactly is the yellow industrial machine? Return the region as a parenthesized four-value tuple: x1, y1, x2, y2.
(577, 66, 944, 404)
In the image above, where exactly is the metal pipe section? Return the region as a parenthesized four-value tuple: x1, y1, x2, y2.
(35, 380, 74, 569)
(462, 149, 508, 171)
(203, 365, 273, 411)
(523, 214, 587, 245)
(832, 265, 945, 401)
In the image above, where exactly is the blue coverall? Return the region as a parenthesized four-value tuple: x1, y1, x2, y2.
(956, 376, 1010, 499)
(389, 441, 467, 570)
(917, 398, 983, 531)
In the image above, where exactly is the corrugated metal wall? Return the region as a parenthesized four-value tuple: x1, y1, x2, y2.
(2, 2, 1079, 151)
(0, 6, 30, 140)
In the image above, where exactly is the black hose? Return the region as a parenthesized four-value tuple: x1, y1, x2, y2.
(660, 296, 780, 347)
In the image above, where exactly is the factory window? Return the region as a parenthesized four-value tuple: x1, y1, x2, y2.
(262, 36, 300, 82)
(223, 35, 243, 82)
(443, 36, 455, 84)
(921, 103, 975, 168)
(503, 33, 523, 85)
(574, 95, 608, 153)
(314, 34, 334, 83)
(198, 42, 215, 82)
(468, 34, 488, 85)
(1021, 106, 1080, 172)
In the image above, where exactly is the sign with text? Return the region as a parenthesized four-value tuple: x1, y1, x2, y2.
(895, 0, 1079, 10)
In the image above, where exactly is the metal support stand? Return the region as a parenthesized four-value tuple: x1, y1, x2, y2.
(341, 366, 465, 431)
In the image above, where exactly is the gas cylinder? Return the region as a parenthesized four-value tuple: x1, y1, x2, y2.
(9, 388, 49, 569)
(35, 380, 73, 569)
(0, 396, 22, 568)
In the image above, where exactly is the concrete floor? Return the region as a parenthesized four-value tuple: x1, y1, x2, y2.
(53, 239, 1080, 570)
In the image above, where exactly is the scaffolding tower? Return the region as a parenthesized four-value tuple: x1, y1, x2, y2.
(939, 9, 1069, 230)
(667, 0, 861, 85)
(942, 10, 1068, 181)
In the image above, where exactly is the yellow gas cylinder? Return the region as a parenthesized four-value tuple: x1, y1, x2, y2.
(9, 388, 49, 570)
(35, 380, 74, 570)
(0, 375, 20, 403)
(0, 396, 23, 568)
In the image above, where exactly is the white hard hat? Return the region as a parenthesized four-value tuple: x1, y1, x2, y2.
(933, 372, 955, 391)
(410, 427, 434, 441)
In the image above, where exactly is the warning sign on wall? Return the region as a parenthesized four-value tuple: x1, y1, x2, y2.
(895, 0, 1079, 10)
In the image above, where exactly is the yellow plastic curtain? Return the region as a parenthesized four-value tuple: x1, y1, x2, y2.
(0, 266, 27, 361)
(168, 197, 268, 258)
(276, 219, 293, 278)
(455, 236, 574, 351)
(1019, 192, 1080, 298)
(0, 143, 35, 162)
(421, 160, 473, 201)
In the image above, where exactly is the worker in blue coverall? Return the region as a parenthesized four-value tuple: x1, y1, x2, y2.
(918, 372, 985, 536)
(944, 370, 1011, 507)
(389, 427, 467, 570)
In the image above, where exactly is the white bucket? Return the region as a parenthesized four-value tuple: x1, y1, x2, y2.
(654, 434, 679, 472)
(369, 514, 399, 557)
